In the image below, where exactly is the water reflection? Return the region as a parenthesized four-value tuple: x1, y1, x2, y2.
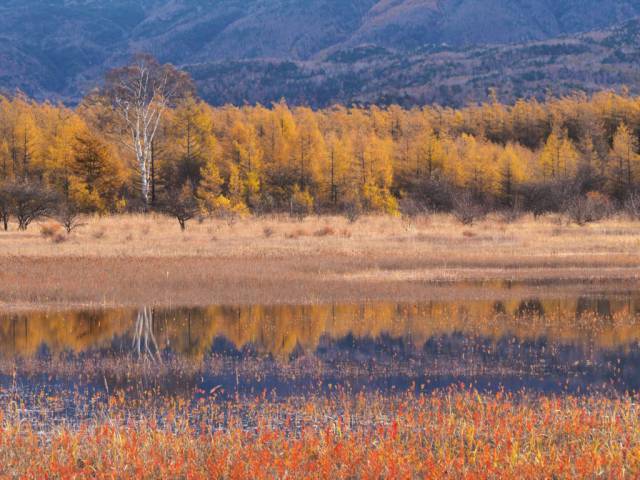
(2, 292, 640, 396)
(2, 297, 640, 358)
(132, 307, 161, 362)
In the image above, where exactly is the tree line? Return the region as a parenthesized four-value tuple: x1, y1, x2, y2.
(2, 56, 640, 230)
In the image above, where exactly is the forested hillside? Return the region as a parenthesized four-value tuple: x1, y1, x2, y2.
(1, 1, 640, 105)
(191, 19, 640, 107)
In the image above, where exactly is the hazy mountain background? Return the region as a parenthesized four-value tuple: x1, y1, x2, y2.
(1, 0, 640, 106)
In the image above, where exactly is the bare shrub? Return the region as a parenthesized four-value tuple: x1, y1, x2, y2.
(564, 192, 613, 226)
(499, 209, 524, 224)
(209, 207, 240, 227)
(345, 205, 361, 224)
(290, 187, 314, 220)
(453, 192, 486, 226)
(40, 222, 68, 243)
(40, 222, 63, 239)
(398, 197, 429, 218)
(521, 181, 572, 219)
(405, 177, 455, 212)
(159, 184, 200, 231)
(224, 212, 240, 227)
(0, 183, 10, 231)
(56, 203, 85, 234)
(498, 198, 525, 224)
(8, 181, 57, 231)
(341, 197, 363, 224)
(399, 197, 430, 233)
(52, 231, 68, 243)
(624, 192, 640, 220)
(285, 228, 309, 239)
(263, 226, 275, 238)
(314, 226, 335, 237)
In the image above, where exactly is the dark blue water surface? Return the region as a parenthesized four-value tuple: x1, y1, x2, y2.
(2, 286, 640, 406)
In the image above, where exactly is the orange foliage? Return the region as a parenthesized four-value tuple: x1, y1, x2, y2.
(0, 388, 638, 478)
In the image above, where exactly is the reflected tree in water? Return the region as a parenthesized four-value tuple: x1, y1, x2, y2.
(133, 307, 161, 362)
(576, 297, 612, 319)
(516, 299, 545, 317)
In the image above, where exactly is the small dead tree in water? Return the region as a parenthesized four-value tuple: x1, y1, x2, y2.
(103, 54, 194, 210)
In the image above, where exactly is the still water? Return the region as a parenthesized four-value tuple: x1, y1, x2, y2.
(2, 284, 640, 402)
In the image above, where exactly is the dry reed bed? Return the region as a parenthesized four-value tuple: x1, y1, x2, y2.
(2, 213, 640, 308)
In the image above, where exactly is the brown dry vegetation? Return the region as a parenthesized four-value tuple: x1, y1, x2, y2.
(2, 213, 640, 309)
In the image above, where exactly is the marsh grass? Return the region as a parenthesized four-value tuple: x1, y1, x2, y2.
(0, 386, 638, 478)
(1, 213, 640, 308)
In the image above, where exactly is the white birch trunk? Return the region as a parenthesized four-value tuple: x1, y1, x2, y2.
(114, 62, 168, 208)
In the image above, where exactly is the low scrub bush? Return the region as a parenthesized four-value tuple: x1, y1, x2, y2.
(564, 192, 614, 226)
(285, 228, 310, 239)
(40, 222, 63, 239)
(453, 192, 486, 225)
(263, 226, 275, 238)
(314, 226, 335, 237)
(625, 192, 640, 220)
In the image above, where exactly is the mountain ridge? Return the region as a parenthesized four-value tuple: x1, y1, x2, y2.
(1, 1, 640, 105)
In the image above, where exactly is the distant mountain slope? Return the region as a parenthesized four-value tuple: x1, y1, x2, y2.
(187, 19, 640, 107)
(0, 0, 639, 104)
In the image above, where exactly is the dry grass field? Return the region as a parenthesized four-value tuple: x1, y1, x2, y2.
(2, 213, 640, 309)
(3, 214, 640, 479)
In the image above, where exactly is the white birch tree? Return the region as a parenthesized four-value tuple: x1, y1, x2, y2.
(104, 54, 193, 209)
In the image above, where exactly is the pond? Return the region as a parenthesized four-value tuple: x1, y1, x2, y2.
(2, 281, 640, 412)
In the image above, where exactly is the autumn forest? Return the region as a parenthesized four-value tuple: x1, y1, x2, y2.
(2, 57, 640, 232)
